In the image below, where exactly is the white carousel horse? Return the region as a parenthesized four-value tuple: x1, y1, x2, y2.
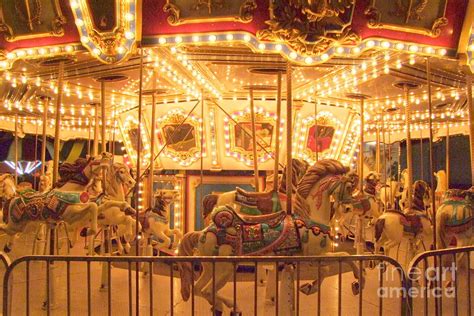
(374, 180, 433, 263)
(0, 153, 111, 253)
(201, 159, 309, 218)
(178, 159, 364, 315)
(435, 189, 473, 270)
(139, 191, 182, 252)
(434, 170, 447, 206)
(38, 161, 54, 193)
(96, 162, 138, 254)
(379, 178, 401, 211)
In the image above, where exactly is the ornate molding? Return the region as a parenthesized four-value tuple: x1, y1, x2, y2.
(70, 0, 138, 64)
(0, 0, 65, 42)
(257, 0, 359, 56)
(365, 0, 448, 38)
(163, 0, 257, 26)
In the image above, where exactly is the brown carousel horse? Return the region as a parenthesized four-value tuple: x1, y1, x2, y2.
(178, 159, 364, 315)
(201, 159, 310, 219)
(0, 153, 111, 252)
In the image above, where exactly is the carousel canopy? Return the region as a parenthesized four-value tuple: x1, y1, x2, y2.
(0, 0, 472, 172)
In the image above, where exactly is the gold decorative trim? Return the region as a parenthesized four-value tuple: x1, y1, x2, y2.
(71, 0, 137, 63)
(0, 0, 65, 42)
(256, 0, 359, 56)
(163, 0, 256, 26)
(365, 0, 448, 38)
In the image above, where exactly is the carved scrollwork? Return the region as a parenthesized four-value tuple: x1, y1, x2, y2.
(257, 0, 359, 56)
(164, 0, 257, 25)
(364, 0, 448, 38)
(0, 0, 65, 41)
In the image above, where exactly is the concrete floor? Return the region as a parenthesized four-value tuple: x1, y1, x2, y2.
(0, 230, 472, 315)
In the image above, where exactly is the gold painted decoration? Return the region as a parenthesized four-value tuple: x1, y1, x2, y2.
(257, 0, 359, 56)
(70, 0, 138, 63)
(0, 0, 65, 41)
(224, 107, 281, 166)
(293, 111, 343, 165)
(155, 109, 205, 167)
(365, 0, 448, 37)
(163, 0, 257, 25)
(120, 115, 151, 168)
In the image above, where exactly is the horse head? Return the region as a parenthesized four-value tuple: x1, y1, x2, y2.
(39, 174, 52, 192)
(111, 162, 136, 191)
(0, 174, 16, 199)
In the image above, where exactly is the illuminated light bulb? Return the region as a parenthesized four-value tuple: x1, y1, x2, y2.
(125, 31, 135, 39)
(381, 41, 390, 48)
(117, 46, 126, 54)
(409, 55, 415, 65)
(81, 36, 89, 43)
(258, 43, 266, 50)
(336, 46, 344, 54)
(226, 34, 234, 40)
(352, 47, 361, 54)
(93, 48, 101, 55)
(366, 40, 375, 47)
(396, 43, 404, 50)
(275, 44, 282, 51)
(192, 35, 200, 42)
(208, 34, 217, 42)
(305, 56, 313, 64)
(125, 13, 134, 21)
(6, 52, 15, 59)
(321, 53, 329, 60)
(409, 45, 419, 52)
(438, 48, 447, 56)
(289, 51, 297, 59)
(38, 48, 46, 55)
(75, 19, 84, 26)
(243, 34, 251, 42)
(70, 0, 79, 9)
(158, 37, 167, 44)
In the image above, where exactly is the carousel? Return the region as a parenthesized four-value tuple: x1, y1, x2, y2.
(0, 0, 473, 315)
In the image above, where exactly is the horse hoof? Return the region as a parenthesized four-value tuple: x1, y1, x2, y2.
(79, 228, 88, 237)
(230, 311, 242, 316)
(352, 281, 360, 295)
(3, 245, 11, 253)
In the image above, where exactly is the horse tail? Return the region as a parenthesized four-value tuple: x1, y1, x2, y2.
(178, 231, 201, 301)
(202, 194, 218, 219)
(375, 218, 385, 242)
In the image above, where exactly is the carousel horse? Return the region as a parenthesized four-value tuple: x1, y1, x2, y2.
(434, 170, 448, 206)
(374, 180, 433, 261)
(379, 178, 401, 211)
(398, 169, 409, 211)
(139, 191, 182, 251)
(38, 161, 54, 193)
(201, 159, 309, 218)
(435, 189, 473, 268)
(0, 153, 111, 253)
(178, 159, 364, 315)
(96, 162, 138, 254)
(362, 172, 383, 220)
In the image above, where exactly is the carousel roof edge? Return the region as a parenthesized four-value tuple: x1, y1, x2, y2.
(0, 0, 471, 69)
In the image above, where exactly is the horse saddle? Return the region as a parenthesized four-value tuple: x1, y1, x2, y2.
(388, 210, 424, 235)
(443, 200, 473, 234)
(139, 210, 168, 231)
(210, 206, 301, 255)
(235, 187, 281, 215)
(352, 195, 371, 215)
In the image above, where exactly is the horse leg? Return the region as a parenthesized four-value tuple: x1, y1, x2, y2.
(200, 245, 237, 314)
(155, 230, 171, 250)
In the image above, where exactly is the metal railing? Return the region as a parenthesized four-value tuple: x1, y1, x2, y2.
(2, 254, 410, 316)
(407, 245, 473, 316)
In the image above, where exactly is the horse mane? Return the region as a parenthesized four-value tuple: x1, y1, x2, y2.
(412, 180, 427, 211)
(296, 159, 349, 199)
(279, 158, 309, 194)
(56, 158, 89, 188)
(149, 194, 168, 217)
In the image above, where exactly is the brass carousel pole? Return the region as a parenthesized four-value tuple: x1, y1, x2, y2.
(376, 126, 381, 174)
(101, 82, 107, 154)
(466, 72, 474, 185)
(427, 59, 437, 249)
(286, 63, 293, 214)
(52, 62, 64, 184)
(93, 102, 99, 157)
(41, 97, 50, 175)
(420, 129, 424, 181)
(149, 70, 157, 208)
(445, 122, 450, 189)
(273, 71, 282, 192)
(394, 81, 420, 210)
(14, 114, 18, 185)
(314, 99, 319, 162)
(346, 93, 370, 255)
(249, 88, 260, 192)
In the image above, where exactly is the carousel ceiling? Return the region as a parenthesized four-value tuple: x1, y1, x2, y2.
(0, 0, 472, 169)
